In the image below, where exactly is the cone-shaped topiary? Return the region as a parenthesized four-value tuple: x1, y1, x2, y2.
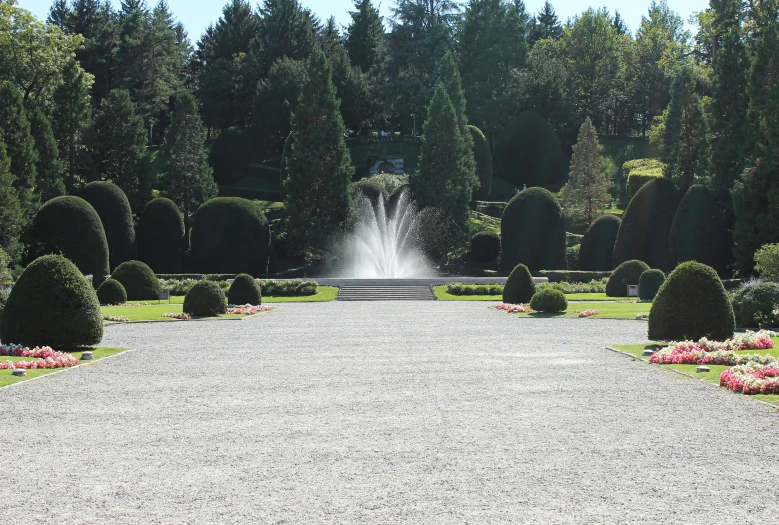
(469, 125, 492, 200)
(494, 111, 565, 188)
(730, 283, 779, 328)
(227, 274, 262, 305)
(648, 261, 735, 341)
(208, 126, 252, 186)
(606, 260, 650, 297)
(578, 214, 621, 271)
(500, 187, 566, 271)
(111, 260, 160, 300)
(503, 264, 535, 304)
(79, 181, 137, 270)
(353, 179, 387, 208)
(183, 281, 227, 317)
(0, 255, 103, 349)
(638, 269, 665, 301)
(96, 278, 127, 305)
(469, 231, 501, 263)
(530, 288, 568, 313)
(31, 196, 110, 283)
(137, 197, 186, 274)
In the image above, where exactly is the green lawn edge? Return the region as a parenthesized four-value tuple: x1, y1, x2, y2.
(434, 288, 631, 303)
(0, 347, 129, 388)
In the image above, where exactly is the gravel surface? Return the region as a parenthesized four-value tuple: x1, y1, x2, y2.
(2, 301, 779, 524)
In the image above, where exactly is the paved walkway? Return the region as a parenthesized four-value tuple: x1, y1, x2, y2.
(2, 302, 779, 524)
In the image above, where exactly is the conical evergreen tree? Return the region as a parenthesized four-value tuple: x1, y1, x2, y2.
(346, 0, 384, 72)
(0, 142, 24, 262)
(27, 106, 66, 202)
(0, 82, 38, 221)
(561, 118, 610, 224)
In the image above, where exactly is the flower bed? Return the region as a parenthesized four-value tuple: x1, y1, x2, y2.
(226, 304, 274, 315)
(720, 364, 779, 395)
(495, 303, 532, 313)
(162, 312, 191, 320)
(636, 313, 649, 320)
(649, 331, 777, 366)
(0, 344, 80, 370)
(578, 310, 599, 318)
(102, 314, 129, 322)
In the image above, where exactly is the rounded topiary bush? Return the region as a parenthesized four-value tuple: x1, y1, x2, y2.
(208, 126, 252, 186)
(79, 181, 137, 269)
(31, 196, 110, 283)
(494, 111, 565, 188)
(189, 197, 271, 275)
(606, 260, 650, 297)
(227, 273, 262, 305)
(500, 187, 566, 271)
(353, 179, 387, 208)
(96, 278, 127, 305)
(183, 281, 227, 317)
(731, 283, 779, 328)
(503, 263, 535, 304)
(111, 260, 160, 301)
(469, 231, 501, 264)
(137, 197, 186, 274)
(469, 125, 492, 200)
(0, 255, 103, 349)
(530, 288, 568, 313)
(648, 261, 735, 341)
(578, 214, 621, 271)
(638, 269, 665, 301)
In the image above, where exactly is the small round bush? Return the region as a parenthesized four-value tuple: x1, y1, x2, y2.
(183, 281, 227, 317)
(578, 214, 621, 271)
(0, 255, 103, 349)
(638, 269, 665, 301)
(137, 197, 185, 274)
(503, 264, 535, 304)
(731, 282, 779, 328)
(530, 288, 568, 313)
(227, 274, 262, 305)
(96, 279, 127, 305)
(79, 181, 137, 270)
(648, 261, 735, 341)
(111, 260, 160, 301)
(469, 231, 501, 264)
(606, 260, 650, 297)
(469, 125, 492, 199)
(500, 187, 566, 271)
(208, 126, 252, 186)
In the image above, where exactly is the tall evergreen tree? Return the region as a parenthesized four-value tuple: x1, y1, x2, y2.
(530, 1, 563, 43)
(345, 0, 384, 72)
(66, 0, 116, 102)
(47, 0, 71, 30)
(252, 0, 317, 79)
(27, 106, 66, 202)
(253, 56, 306, 157)
(561, 118, 609, 224)
(0, 142, 23, 261)
(0, 82, 38, 220)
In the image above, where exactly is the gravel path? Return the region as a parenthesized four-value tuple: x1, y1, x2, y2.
(2, 301, 779, 524)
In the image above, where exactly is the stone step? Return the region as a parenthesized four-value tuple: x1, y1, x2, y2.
(337, 286, 437, 301)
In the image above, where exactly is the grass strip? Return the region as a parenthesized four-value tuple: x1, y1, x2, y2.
(0, 347, 128, 388)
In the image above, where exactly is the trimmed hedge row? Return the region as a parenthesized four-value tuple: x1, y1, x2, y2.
(446, 283, 503, 295)
(533, 270, 612, 283)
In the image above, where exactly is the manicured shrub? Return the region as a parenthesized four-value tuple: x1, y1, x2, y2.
(31, 196, 110, 283)
(730, 283, 779, 328)
(111, 260, 160, 300)
(469, 231, 501, 263)
(578, 214, 621, 271)
(227, 273, 262, 305)
(638, 269, 665, 301)
(606, 260, 650, 297)
(500, 187, 565, 271)
(503, 264, 535, 304)
(613, 178, 681, 271)
(261, 279, 317, 296)
(189, 197, 271, 275)
(469, 125, 492, 199)
(648, 261, 735, 341)
(96, 278, 127, 305)
(183, 281, 227, 317)
(530, 288, 568, 313)
(533, 270, 611, 282)
(0, 255, 102, 349)
(753, 244, 779, 282)
(353, 179, 387, 207)
(494, 111, 565, 189)
(208, 126, 252, 186)
(79, 181, 137, 269)
(623, 158, 664, 200)
(137, 197, 186, 274)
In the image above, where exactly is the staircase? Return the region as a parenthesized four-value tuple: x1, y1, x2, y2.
(337, 285, 437, 301)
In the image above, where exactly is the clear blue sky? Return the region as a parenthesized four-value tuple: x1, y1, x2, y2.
(20, 0, 708, 41)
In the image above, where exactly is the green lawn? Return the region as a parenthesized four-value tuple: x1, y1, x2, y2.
(567, 293, 630, 301)
(0, 347, 128, 388)
(512, 301, 650, 319)
(434, 288, 629, 303)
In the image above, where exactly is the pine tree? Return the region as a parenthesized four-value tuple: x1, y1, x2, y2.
(346, 0, 384, 72)
(0, 141, 24, 262)
(561, 118, 610, 224)
(284, 49, 354, 253)
(0, 82, 39, 220)
(27, 106, 66, 202)
(252, 0, 317, 78)
(531, 1, 563, 43)
(252, 56, 306, 158)
(47, 0, 71, 29)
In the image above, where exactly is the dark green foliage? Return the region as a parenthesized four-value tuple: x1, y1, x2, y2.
(494, 111, 565, 189)
(51, 59, 93, 192)
(469, 231, 501, 263)
(31, 196, 110, 282)
(353, 179, 387, 207)
(566, 245, 580, 270)
(529, 288, 568, 313)
(669, 185, 733, 276)
(279, 131, 292, 194)
(731, 283, 779, 328)
(28, 106, 66, 202)
(253, 57, 306, 159)
(0, 255, 103, 349)
(79, 181, 138, 270)
(0, 142, 24, 261)
(648, 261, 735, 341)
(503, 263, 535, 304)
(638, 269, 665, 301)
(578, 214, 621, 271)
(137, 198, 186, 274)
(227, 273, 262, 305)
(261, 278, 317, 296)
(97, 279, 127, 305)
(731, 160, 779, 276)
(533, 270, 611, 282)
(208, 126, 252, 186)
(500, 187, 566, 271)
(447, 283, 503, 295)
(111, 260, 160, 301)
(189, 197, 271, 275)
(469, 125, 492, 200)
(624, 159, 664, 200)
(183, 281, 227, 317)
(346, 0, 384, 72)
(606, 260, 650, 297)
(0, 82, 38, 219)
(613, 177, 681, 271)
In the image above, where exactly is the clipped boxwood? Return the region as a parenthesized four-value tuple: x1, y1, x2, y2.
(96, 278, 127, 305)
(730, 283, 779, 328)
(578, 214, 621, 271)
(638, 269, 665, 301)
(79, 181, 137, 270)
(0, 255, 103, 349)
(503, 264, 535, 304)
(111, 260, 160, 301)
(137, 197, 186, 274)
(648, 261, 735, 341)
(183, 281, 227, 317)
(208, 126, 252, 186)
(500, 187, 566, 271)
(469, 231, 501, 264)
(469, 125, 492, 200)
(529, 288, 568, 313)
(227, 273, 262, 305)
(494, 111, 565, 189)
(606, 260, 650, 297)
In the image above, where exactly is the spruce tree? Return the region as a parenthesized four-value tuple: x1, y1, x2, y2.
(561, 118, 610, 224)
(284, 49, 354, 253)
(346, 0, 384, 72)
(0, 142, 24, 262)
(28, 106, 66, 202)
(0, 82, 39, 220)
(531, 1, 563, 43)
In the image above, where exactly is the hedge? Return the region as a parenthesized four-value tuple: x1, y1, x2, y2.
(532, 270, 612, 283)
(137, 198, 186, 274)
(500, 187, 566, 271)
(469, 125, 492, 200)
(208, 126, 252, 186)
(638, 269, 665, 301)
(79, 181, 137, 270)
(578, 214, 621, 271)
(731, 283, 779, 328)
(227, 273, 262, 305)
(606, 260, 650, 297)
(494, 111, 565, 189)
(96, 278, 127, 305)
(469, 231, 501, 264)
(503, 264, 535, 304)
(111, 260, 160, 300)
(623, 158, 664, 200)
(183, 281, 227, 317)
